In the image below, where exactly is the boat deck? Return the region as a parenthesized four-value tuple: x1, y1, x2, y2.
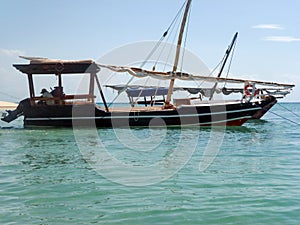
(108, 106, 165, 112)
(104, 99, 245, 113)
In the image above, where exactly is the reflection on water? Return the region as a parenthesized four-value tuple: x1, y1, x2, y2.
(0, 104, 300, 224)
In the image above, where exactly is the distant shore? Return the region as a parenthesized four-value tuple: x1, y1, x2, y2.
(0, 101, 17, 110)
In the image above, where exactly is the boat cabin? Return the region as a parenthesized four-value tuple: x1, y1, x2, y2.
(13, 58, 108, 110)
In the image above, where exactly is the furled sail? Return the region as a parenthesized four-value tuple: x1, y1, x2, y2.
(98, 64, 295, 88)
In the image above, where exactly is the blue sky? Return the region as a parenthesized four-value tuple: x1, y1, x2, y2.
(0, 0, 299, 102)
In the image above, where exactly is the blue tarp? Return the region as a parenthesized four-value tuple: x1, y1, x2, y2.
(126, 87, 169, 97)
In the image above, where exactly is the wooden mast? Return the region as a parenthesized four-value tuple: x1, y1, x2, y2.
(164, 0, 192, 108)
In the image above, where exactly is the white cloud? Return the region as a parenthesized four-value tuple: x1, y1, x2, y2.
(0, 48, 25, 57)
(263, 36, 300, 42)
(252, 24, 284, 30)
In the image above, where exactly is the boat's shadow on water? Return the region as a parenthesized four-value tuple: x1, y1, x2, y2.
(0, 125, 25, 130)
(0, 126, 17, 129)
(0, 116, 24, 130)
(0, 116, 270, 134)
(0, 122, 268, 132)
(246, 119, 270, 125)
(224, 119, 270, 134)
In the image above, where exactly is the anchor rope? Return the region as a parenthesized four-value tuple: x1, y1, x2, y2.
(269, 110, 300, 126)
(277, 102, 300, 118)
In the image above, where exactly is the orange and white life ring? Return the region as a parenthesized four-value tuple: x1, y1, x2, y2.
(244, 84, 259, 97)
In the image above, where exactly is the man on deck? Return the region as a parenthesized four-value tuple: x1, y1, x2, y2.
(41, 88, 55, 105)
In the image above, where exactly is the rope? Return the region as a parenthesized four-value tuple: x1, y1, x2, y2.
(107, 76, 135, 108)
(132, 77, 151, 106)
(187, 55, 226, 97)
(189, 50, 229, 95)
(107, 2, 188, 107)
(269, 110, 300, 126)
(277, 102, 300, 118)
(165, 1, 187, 36)
(0, 91, 20, 101)
(153, 8, 182, 71)
(140, 36, 167, 69)
(163, 20, 182, 72)
(141, 0, 187, 69)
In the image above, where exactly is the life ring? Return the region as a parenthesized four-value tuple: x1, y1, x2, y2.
(244, 84, 259, 97)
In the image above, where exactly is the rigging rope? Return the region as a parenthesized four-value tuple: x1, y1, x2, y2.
(269, 110, 300, 126)
(153, 6, 182, 71)
(188, 53, 226, 96)
(277, 102, 300, 118)
(141, 0, 187, 69)
(189, 44, 231, 95)
(106, 1, 188, 107)
(210, 55, 226, 76)
(107, 76, 135, 108)
(163, 20, 182, 72)
(0, 91, 20, 101)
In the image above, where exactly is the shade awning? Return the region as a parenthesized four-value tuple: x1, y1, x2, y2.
(126, 87, 169, 97)
(13, 59, 100, 74)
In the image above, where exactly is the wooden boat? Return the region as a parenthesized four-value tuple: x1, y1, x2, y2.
(1, 0, 294, 128)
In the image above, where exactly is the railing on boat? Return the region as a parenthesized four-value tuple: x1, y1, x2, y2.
(30, 94, 96, 105)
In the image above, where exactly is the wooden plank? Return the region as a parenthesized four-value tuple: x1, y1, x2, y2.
(13, 62, 100, 75)
(27, 74, 34, 98)
(31, 94, 96, 101)
(89, 73, 95, 103)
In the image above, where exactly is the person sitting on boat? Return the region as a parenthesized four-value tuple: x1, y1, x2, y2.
(50, 86, 65, 104)
(41, 88, 55, 105)
(50, 86, 65, 98)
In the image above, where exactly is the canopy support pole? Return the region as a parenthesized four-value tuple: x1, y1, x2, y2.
(95, 74, 109, 112)
(27, 73, 35, 105)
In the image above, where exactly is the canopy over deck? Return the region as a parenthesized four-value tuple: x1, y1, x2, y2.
(126, 87, 169, 98)
(12, 57, 104, 107)
(13, 58, 100, 75)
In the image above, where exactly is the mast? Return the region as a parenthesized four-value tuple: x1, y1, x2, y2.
(165, 0, 192, 108)
(209, 32, 238, 100)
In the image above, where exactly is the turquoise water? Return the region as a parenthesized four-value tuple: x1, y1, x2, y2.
(0, 103, 299, 224)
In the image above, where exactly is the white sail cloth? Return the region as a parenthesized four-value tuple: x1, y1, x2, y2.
(97, 64, 295, 88)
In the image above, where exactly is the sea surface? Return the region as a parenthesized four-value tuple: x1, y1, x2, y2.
(0, 103, 299, 224)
